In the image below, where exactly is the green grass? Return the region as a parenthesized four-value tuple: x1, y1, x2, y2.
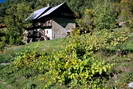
(105, 53, 133, 89)
(0, 77, 14, 89)
(122, 38, 133, 51)
(0, 38, 67, 63)
(0, 38, 68, 89)
(108, 34, 133, 54)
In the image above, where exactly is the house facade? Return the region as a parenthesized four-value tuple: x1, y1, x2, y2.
(24, 2, 76, 43)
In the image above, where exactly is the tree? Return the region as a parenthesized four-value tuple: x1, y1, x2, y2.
(77, 0, 118, 33)
(77, 9, 95, 33)
(118, 0, 133, 27)
(93, 0, 117, 30)
(4, 2, 32, 45)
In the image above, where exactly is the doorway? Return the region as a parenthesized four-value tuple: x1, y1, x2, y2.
(45, 29, 52, 40)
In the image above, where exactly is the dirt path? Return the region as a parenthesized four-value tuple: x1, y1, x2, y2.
(0, 63, 10, 66)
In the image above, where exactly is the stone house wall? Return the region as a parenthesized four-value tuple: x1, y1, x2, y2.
(52, 17, 76, 39)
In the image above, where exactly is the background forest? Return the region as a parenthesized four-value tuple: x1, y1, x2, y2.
(0, 0, 133, 89)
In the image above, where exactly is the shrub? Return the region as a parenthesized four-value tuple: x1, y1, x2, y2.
(0, 36, 6, 51)
(77, 0, 117, 33)
(93, 0, 117, 30)
(12, 29, 128, 88)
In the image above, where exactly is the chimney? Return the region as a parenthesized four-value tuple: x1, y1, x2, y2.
(47, 4, 50, 7)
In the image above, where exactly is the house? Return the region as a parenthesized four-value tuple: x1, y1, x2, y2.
(24, 2, 76, 43)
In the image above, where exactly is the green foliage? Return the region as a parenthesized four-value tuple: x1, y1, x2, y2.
(13, 48, 39, 68)
(0, 0, 133, 46)
(0, 0, 132, 88)
(77, 0, 117, 33)
(0, 28, 130, 88)
(41, 48, 113, 89)
(10, 30, 129, 88)
(118, 0, 133, 28)
(76, 0, 133, 33)
(0, 37, 6, 50)
(3, 2, 32, 45)
(12, 48, 113, 89)
(93, 0, 117, 30)
(77, 9, 95, 33)
(0, 29, 6, 50)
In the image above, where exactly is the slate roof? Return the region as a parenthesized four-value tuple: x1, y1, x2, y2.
(26, 2, 66, 21)
(38, 3, 64, 19)
(25, 6, 50, 21)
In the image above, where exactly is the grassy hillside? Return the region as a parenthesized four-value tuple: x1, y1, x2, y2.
(0, 0, 133, 88)
(0, 31, 133, 89)
(0, 38, 67, 63)
(0, 38, 67, 89)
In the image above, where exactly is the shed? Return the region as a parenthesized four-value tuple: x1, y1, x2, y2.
(25, 2, 76, 43)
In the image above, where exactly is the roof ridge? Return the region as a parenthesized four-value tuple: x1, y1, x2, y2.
(36, 6, 51, 19)
(25, 2, 69, 21)
(38, 2, 66, 19)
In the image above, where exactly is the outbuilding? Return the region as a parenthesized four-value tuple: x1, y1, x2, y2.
(25, 2, 76, 43)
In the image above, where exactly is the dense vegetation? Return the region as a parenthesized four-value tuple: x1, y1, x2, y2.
(0, 0, 133, 89)
(0, 29, 130, 89)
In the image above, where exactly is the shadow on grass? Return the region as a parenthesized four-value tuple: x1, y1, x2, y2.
(101, 49, 133, 56)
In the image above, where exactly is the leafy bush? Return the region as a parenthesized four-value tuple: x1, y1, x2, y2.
(12, 30, 127, 88)
(77, 0, 118, 33)
(7, 29, 128, 89)
(77, 9, 95, 33)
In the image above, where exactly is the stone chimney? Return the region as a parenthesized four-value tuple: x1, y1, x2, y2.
(47, 4, 50, 7)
